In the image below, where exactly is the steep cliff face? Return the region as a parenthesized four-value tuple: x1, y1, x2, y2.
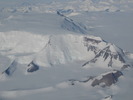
(68, 70, 123, 87)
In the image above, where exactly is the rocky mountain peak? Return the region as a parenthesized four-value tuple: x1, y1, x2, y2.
(82, 40, 131, 69)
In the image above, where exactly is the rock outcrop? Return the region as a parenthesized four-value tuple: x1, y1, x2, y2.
(27, 61, 39, 72)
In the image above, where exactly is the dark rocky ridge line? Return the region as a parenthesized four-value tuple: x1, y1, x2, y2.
(2, 60, 17, 76)
(57, 10, 87, 34)
(91, 70, 123, 87)
(61, 17, 87, 34)
(83, 37, 132, 69)
(69, 70, 123, 87)
(27, 61, 39, 72)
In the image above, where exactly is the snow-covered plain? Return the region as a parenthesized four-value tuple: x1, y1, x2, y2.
(0, 0, 133, 100)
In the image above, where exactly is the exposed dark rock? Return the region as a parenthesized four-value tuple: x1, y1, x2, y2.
(79, 76, 94, 83)
(84, 37, 101, 44)
(87, 45, 98, 54)
(118, 53, 125, 63)
(57, 11, 64, 17)
(104, 95, 113, 100)
(4, 60, 17, 76)
(83, 37, 104, 56)
(57, 9, 73, 17)
(91, 70, 123, 87)
(27, 61, 39, 72)
(68, 71, 122, 87)
(83, 44, 127, 67)
(95, 50, 103, 58)
(105, 9, 110, 12)
(69, 76, 94, 85)
(61, 17, 87, 34)
(121, 64, 130, 70)
(68, 79, 77, 85)
(82, 61, 89, 67)
(108, 58, 113, 67)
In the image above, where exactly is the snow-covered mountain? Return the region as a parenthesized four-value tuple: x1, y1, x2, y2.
(0, 0, 133, 100)
(83, 42, 131, 69)
(0, 32, 131, 71)
(1, 0, 133, 14)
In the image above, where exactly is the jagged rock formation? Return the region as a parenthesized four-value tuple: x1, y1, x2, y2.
(57, 8, 88, 34)
(103, 95, 113, 100)
(83, 36, 104, 54)
(83, 39, 131, 68)
(68, 76, 94, 85)
(91, 70, 123, 87)
(69, 70, 123, 87)
(27, 61, 39, 72)
(3, 60, 17, 76)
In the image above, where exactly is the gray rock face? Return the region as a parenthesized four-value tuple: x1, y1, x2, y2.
(83, 43, 128, 67)
(93, 45, 125, 67)
(84, 37, 102, 44)
(27, 61, 39, 72)
(87, 45, 98, 54)
(61, 17, 87, 34)
(4, 60, 17, 76)
(91, 70, 123, 87)
(83, 36, 102, 56)
(68, 71, 122, 87)
(82, 36, 132, 69)
(57, 9, 73, 16)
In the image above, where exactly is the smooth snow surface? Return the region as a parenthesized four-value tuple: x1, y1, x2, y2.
(0, 0, 133, 100)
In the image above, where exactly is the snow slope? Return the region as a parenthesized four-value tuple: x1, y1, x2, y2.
(0, 0, 133, 100)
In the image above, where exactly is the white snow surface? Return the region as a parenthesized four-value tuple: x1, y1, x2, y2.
(0, 0, 133, 100)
